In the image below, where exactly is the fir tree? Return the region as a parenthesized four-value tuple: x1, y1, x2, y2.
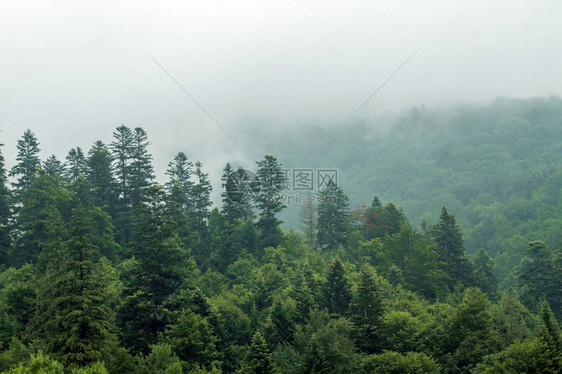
(429, 206, 474, 290)
(0, 141, 11, 267)
(30, 204, 118, 368)
(350, 264, 385, 353)
(317, 179, 350, 250)
(86, 141, 117, 210)
(129, 127, 154, 208)
(255, 155, 285, 249)
(517, 240, 555, 309)
(9, 129, 41, 198)
(64, 147, 87, 183)
(473, 248, 498, 300)
(246, 331, 272, 374)
(43, 155, 65, 177)
(323, 257, 352, 315)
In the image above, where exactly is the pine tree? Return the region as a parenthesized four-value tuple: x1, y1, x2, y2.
(349, 264, 384, 353)
(220, 164, 254, 223)
(0, 141, 11, 267)
(246, 331, 272, 374)
(110, 125, 132, 206)
(31, 204, 118, 368)
(255, 155, 285, 249)
(86, 141, 117, 210)
(43, 155, 65, 177)
(323, 257, 352, 315)
(473, 248, 498, 300)
(9, 129, 41, 198)
(317, 179, 350, 250)
(64, 147, 87, 183)
(429, 206, 473, 290)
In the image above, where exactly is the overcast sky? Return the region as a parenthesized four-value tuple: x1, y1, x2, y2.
(2, 0, 562, 191)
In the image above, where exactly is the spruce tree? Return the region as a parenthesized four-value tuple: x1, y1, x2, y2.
(430, 206, 473, 290)
(31, 204, 118, 368)
(165, 152, 194, 214)
(246, 331, 272, 374)
(323, 257, 352, 315)
(129, 127, 154, 208)
(43, 155, 65, 177)
(517, 240, 555, 309)
(64, 147, 87, 183)
(86, 141, 117, 210)
(255, 155, 285, 249)
(317, 179, 350, 250)
(0, 142, 11, 267)
(473, 248, 498, 300)
(300, 197, 316, 249)
(9, 129, 41, 198)
(119, 185, 190, 354)
(191, 161, 212, 235)
(350, 264, 385, 353)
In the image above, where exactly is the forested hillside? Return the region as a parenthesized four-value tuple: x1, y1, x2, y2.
(247, 96, 562, 287)
(0, 98, 561, 373)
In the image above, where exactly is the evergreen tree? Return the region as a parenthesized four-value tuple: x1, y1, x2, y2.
(537, 300, 561, 371)
(30, 204, 118, 368)
(43, 155, 65, 177)
(317, 179, 350, 250)
(129, 127, 154, 208)
(300, 196, 316, 249)
(110, 125, 132, 206)
(86, 141, 117, 210)
(246, 331, 271, 374)
(323, 257, 352, 315)
(350, 264, 384, 353)
(429, 206, 474, 290)
(255, 155, 285, 249)
(119, 185, 190, 354)
(220, 164, 254, 223)
(192, 161, 212, 235)
(0, 142, 11, 267)
(496, 288, 531, 347)
(371, 195, 382, 208)
(10, 173, 70, 267)
(64, 147, 87, 183)
(165, 152, 194, 215)
(517, 240, 555, 310)
(473, 248, 498, 300)
(9, 129, 41, 198)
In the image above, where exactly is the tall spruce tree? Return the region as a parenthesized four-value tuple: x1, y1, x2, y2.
(350, 264, 385, 353)
(517, 240, 555, 310)
(86, 141, 116, 210)
(0, 142, 11, 267)
(43, 155, 65, 177)
(119, 185, 190, 354)
(9, 129, 41, 199)
(30, 204, 117, 368)
(317, 179, 350, 250)
(64, 147, 87, 183)
(255, 155, 285, 249)
(473, 248, 498, 300)
(165, 152, 194, 214)
(246, 331, 272, 374)
(323, 257, 352, 316)
(129, 127, 154, 208)
(191, 161, 212, 235)
(429, 206, 474, 290)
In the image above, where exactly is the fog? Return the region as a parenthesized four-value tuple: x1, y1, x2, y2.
(2, 0, 562, 197)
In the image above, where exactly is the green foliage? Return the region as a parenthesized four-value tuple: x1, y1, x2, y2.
(317, 180, 350, 250)
(362, 351, 440, 374)
(5, 351, 64, 374)
(255, 155, 285, 249)
(9, 130, 41, 197)
(245, 331, 271, 374)
(473, 249, 498, 300)
(323, 258, 352, 316)
(137, 344, 183, 374)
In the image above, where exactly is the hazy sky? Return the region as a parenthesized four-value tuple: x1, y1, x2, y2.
(2, 0, 562, 192)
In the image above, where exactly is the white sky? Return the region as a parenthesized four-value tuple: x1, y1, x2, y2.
(1, 0, 562, 192)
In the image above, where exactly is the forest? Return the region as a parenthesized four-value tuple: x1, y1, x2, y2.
(0, 98, 561, 373)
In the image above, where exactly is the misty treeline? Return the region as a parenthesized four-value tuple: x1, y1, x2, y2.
(0, 109, 560, 373)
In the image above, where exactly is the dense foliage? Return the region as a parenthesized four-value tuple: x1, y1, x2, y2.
(0, 99, 560, 373)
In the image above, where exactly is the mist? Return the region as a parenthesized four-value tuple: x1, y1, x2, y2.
(2, 0, 562, 197)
